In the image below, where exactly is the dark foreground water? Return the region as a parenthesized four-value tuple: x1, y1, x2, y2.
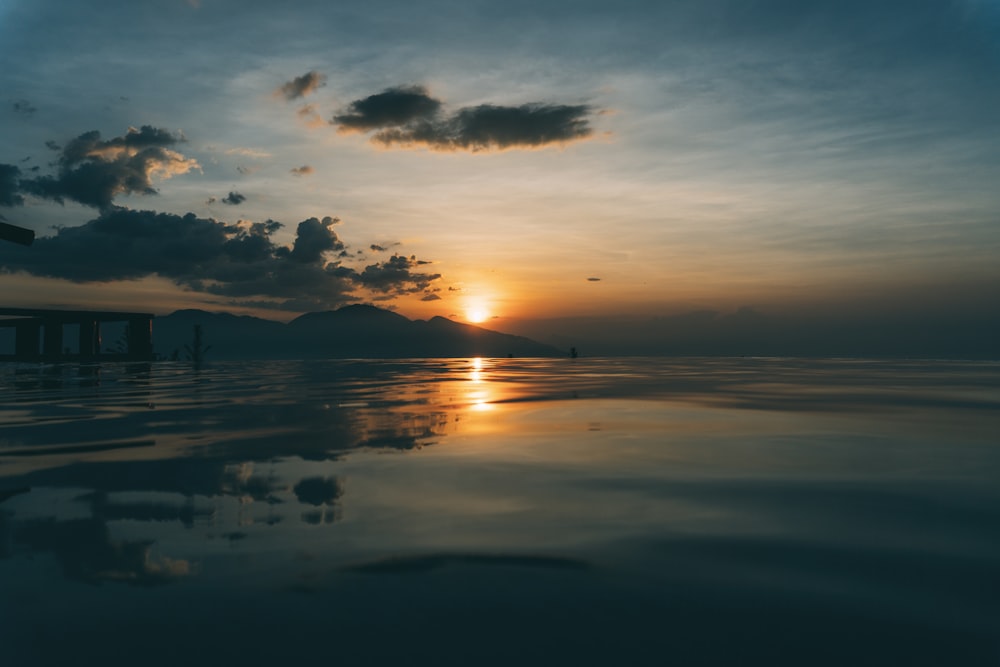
(1, 357, 999, 666)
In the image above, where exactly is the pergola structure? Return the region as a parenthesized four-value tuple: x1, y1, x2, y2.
(0, 308, 155, 362)
(2, 221, 156, 362)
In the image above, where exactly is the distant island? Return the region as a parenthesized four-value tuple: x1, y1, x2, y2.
(154, 304, 564, 360)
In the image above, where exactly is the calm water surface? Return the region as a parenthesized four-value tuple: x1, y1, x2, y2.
(1, 358, 999, 665)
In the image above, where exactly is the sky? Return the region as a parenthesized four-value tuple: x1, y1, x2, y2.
(1, 0, 999, 355)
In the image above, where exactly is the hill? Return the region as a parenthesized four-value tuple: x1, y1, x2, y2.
(154, 305, 563, 360)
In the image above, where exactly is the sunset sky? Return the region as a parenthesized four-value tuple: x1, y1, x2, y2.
(1, 0, 998, 354)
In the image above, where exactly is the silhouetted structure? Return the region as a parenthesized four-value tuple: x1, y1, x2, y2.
(0, 308, 154, 362)
(0, 221, 34, 246)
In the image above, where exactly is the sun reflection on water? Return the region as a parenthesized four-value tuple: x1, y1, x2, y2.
(467, 357, 493, 410)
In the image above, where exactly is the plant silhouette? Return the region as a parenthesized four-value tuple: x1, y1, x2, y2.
(184, 324, 212, 366)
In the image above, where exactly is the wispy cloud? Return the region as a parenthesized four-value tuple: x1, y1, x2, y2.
(224, 147, 272, 159)
(12, 99, 37, 116)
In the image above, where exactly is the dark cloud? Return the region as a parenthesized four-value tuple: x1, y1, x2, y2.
(587, 277, 601, 282)
(222, 191, 246, 205)
(277, 71, 326, 101)
(421, 293, 441, 302)
(0, 164, 24, 206)
(333, 85, 442, 131)
(12, 99, 37, 116)
(356, 254, 441, 294)
(333, 85, 594, 151)
(285, 216, 343, 263)
(430, 103, 594, 150)
(18, 126, 198, 209)
(0, 208, 439, 309)
(290, 165, 314, 176)
(370, 243, 387, 252)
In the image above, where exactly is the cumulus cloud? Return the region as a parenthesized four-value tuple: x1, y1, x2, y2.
(0, 209, 439, 310)
(18, 126, 199, 209)
(277, 71, 326, 101)
(285, 216, 343, 263)
(332, 85, 594, 151)
(222, 191, 246, 205)
(290, 165, 314, 176)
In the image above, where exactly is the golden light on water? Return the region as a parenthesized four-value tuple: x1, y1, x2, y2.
(468, 357, 493, 410)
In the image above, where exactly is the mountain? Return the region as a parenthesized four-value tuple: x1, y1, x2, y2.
(153, 305, 563, 360)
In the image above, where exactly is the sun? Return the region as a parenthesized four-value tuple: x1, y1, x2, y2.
(466, 306, 490, 323)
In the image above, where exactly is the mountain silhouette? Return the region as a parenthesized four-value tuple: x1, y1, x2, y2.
(154, 305, 562, 360)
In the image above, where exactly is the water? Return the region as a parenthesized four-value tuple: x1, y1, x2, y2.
(1, 358, 999, 665)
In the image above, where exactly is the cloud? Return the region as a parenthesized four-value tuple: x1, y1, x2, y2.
(355, 254, 441, 294)
(296, 104, 326, 128)
(0, 209, 439, 309)
(285, 215, 343, 263)
(587, 277, 601, 282)
(0, 164, 24, 206)
(333, 85, 442, 131)
(420, 293, 441, 301)
(277, 71, 326, 101)
(18, 126, 199, 209)
(12, 99, 37, 116)
(369, 243, 386, 252)
(224, 147, 271, 158)
(222, 191, 246, 205)
(290, 165, 314, 176)
(332, 85, 594, 151)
